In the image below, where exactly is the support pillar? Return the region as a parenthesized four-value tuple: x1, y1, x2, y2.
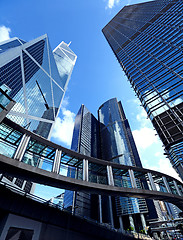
(128, 169, 137, 188)
(147, 172, 157, 191)
(173, 180, 182, 196)
(13, 134, 30, 161)
(162, 176, 171, 193)
(72, 191, 76, 215)
(83, 159, 88, 181)
(109, 196, 114, 228)
(119, 216, 124, 232)
(107, 165, 114, 227)
(140, 213, 147, 233)
(52, 149, 62, 174)
(98, 195, 102, 224)
(129, 214, 135, 231)
(107, 165, 114, 186)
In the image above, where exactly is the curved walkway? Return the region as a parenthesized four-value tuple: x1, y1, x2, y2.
(0, 118, 183, 210)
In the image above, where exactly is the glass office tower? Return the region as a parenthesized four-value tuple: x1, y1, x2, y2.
(64, 105, 101, 219)
(0, 35, 77, 139)
(65, 99, 152, 231)
(98, 98, 148, 230)
(102, 0, 183, 181)
(0, 35, 77, 192)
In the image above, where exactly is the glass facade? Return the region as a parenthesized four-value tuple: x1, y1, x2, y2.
(64, 99, 150, 229)
(64, 105, 101, 219)
(102, 0, 183, 180)
(0, 35, 76, 191)
(98, 98, 148, 217)
(0, 35, 77, 139)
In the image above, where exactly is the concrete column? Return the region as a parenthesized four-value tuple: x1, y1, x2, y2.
(162, 176, 171, 193)
(119, 216, 124, 232)
(52, 149, 62, 174)
(83, 159, 88, 181)
(107, 165, 114, 186)
(98, 195, 102, 224)
(173, 180, 182, 196)
(147, 172, 157, 191)
(129, 214, 135, 231)
(140, 213, 147, 233)
(13, 134, 30, 162)
(128, 169, 137, 188)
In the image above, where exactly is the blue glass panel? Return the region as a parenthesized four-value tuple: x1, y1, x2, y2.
(25, 39, 45, 66)
(25, 67, 53, 121)
(0, 38, 22, 54)
(52, 82, 64, 111)
(0, 57, 22, 98)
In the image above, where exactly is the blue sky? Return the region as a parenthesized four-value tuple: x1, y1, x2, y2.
(0, 0, 180, 198)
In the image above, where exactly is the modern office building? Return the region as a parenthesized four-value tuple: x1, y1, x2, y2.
(102, 0, 183, 181)
(98, 98, 149, 230)
(0, 35, 77, 192)
(64, 105, 101, 220)
(64, 98, 157, 231)
(0, 35, 77, 139)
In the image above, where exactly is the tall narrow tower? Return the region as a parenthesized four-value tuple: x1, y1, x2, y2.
(0, 35, 77, 139)
(102, 0, 183, 181)
(0, 35, 77, 192)
(98, 98, 149, 230)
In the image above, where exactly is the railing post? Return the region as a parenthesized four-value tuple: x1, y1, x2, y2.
(173, 180, 182, 196)
(128, 169, 137, 188)
(13, 134, 30, 162)
(52, 149, 62, 174)
(147, 172, 157, 191)
(107, 165, 114, 186)
(83, 159, 88, 181)
(162, 176, 171, 193)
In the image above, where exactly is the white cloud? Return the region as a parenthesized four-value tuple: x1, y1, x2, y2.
(106, 0, 120, 9)
(51, 98, 75, 147)
(132, 103, 158, 149)
(0, 26, 11, 42)
(133, 127, 157, 149)
(136, 108, 150, 128)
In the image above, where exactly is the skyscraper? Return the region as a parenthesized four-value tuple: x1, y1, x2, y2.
(102, 0, 183, 181)
(64, 105, 101, 220)
(64, 99, 156, 231)
(0, 35, 77, 192)
(98, 98, 149, 230)
(0, 35, 77, 139)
